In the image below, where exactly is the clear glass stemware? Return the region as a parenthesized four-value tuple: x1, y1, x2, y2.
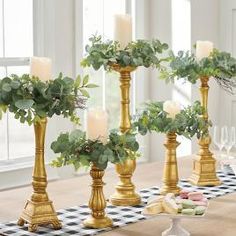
(225, 127, 236, 159)
(213, 126, 224, 158)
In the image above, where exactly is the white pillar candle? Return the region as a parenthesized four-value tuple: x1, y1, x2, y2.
(30, 57, 52, 81)
(196, 41, 214, 61)
(87, 108, 108, 144)
(114, 14, 132, 49)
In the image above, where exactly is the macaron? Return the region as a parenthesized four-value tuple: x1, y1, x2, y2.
(182, 199, 196, 209)
(182, 208, 195, 215)
(162, 196, 179, 214)
(177, 204, 183, 213)
(179, 190, 190, 199)
(194, 206, 206, 215)
(175, 197, 184, 204)
(143, 202, 163, 215)
(188, 192, 204, 201)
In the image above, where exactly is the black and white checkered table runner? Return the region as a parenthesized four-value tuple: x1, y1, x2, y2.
(1, 171, 236, 236)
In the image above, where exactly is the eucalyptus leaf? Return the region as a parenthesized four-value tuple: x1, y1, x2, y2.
(15, 99, 34, 110)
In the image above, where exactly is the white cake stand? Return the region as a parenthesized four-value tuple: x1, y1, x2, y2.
(161, 215, 190, 236)
(155, 213, 205, 236)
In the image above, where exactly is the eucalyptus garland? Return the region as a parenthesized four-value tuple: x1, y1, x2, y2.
(51, 129, 140, 170)
(0, 73, 97, 125)
(160, 49, 236, 94)
(133, 101, 210, 139)
(81, 35, 169, 71)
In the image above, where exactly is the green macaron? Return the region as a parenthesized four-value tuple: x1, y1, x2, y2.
(181, 208, 195, 215)
(194, 206, 206, 215)
(182, 199, 196, 209)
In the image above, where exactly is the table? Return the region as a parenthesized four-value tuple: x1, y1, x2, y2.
(0, 158, 236, 235)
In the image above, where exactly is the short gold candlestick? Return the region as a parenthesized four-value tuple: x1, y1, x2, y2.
(17, 118, 61, 232)
(189, 77, 221, 186)
(83, 165, 113, 229)
(160, 132, 181, 195)
(110, 64, 141, 206)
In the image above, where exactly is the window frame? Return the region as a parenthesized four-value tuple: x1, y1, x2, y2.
(0, 0, 34, 162)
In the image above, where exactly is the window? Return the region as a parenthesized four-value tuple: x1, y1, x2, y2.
(0, 0, 34, 161)
(83, 0, 130, 129)
(171, 0, 191, 156)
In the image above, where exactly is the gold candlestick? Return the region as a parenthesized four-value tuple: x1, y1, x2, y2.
(17, 118, 61, 232)
(83, 165, 113, 228)
(160, 132, 181, 195)
(189, 77, 221, 186)
(110, 64, 141, 206)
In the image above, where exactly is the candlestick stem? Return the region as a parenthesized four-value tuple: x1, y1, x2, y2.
(188, 77, 221, 186)
(110, 65, 141, 206)
(17, 118, 61, 232)
(160, 132, 181, 195)
(83, 165, 113, 228)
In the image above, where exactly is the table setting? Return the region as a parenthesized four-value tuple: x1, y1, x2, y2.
(1, 12, 236, 236)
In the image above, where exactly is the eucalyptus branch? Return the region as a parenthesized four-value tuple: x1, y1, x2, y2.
(51, 129, 140, 170)
(160, 49, 236, 94)
(133, 101, 210, 139)
(81, 35, 169, 71)
(0, 73, 98, 125)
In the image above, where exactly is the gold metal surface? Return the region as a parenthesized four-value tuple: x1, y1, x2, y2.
(17, 118, 61, 232)
(160, 132, 181, 195)
(189, 77, 221, 186)
(83, 165, 113, 229)
(110, 64, 141, 206)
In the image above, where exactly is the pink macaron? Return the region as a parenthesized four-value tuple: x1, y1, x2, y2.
(188, 192, 204, 201)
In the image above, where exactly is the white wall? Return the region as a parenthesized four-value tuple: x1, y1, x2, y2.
(148, 0, 174, 161)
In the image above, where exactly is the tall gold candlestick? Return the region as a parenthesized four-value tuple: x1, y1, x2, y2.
(17, 118, 61, 232)
(160, 132, 181, 195)
(83, 165, 113, 228)
(110, 64, 141, 206)
(188, 77, 221, 186)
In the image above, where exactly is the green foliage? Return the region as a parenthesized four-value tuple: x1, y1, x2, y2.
(81, 35, 169, 71)
(0, 73, 98, 125)
(51, 129, 140, 170)
(160, 49, 236, 93)
(133, 101, 210, 139)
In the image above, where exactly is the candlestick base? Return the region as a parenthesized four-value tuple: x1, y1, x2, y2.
(83, 165, 113, 229)
(160, 186, 181, 196)
(160, 133, 181, 196)
(110, 191, 141, 206)
(188, 154, 221, 186)
(83, 216, 113, 229)
(110, 159, 141, 206)
(17, 200, 62, 232)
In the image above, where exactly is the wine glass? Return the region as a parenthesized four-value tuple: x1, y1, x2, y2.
(213, 126, 228, 158)
(224, 127, 236, 159)
(221, 126, 228, 155)
(213, 126, 224, 157)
